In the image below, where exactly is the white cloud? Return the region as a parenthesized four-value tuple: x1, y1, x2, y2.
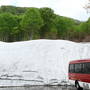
(0, 0, 89, 21)
(15, 0, 56, 7)
(0, 0, 14, 6)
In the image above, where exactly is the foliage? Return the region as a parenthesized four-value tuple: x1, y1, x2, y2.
(0, 13, 18, 42)
(39, 7, 56, 38)
(0, 5, 27, 15)
(20, 8, 43, 40)
(54, 15, 76, 39)
(0, 5, 90, 42)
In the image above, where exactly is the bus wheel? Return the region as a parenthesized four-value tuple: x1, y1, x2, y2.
(75, 81, 83, 90)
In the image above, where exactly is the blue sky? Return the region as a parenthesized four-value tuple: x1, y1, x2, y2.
(0, 0, 90, 21)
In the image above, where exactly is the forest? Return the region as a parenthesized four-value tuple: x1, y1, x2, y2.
(0, 5, 90, 42)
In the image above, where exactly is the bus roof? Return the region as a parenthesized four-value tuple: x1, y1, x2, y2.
(69, 59, 90, 64)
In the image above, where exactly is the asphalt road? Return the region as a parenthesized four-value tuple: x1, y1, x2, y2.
(0, 86, 77, 90)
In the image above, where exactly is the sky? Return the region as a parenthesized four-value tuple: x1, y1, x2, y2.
(0, 0, 90, 21)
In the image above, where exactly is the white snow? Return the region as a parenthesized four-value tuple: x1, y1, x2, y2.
(0, 39, 89, 86)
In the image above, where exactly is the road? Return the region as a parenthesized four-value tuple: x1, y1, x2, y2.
(0, 86, 77, 90)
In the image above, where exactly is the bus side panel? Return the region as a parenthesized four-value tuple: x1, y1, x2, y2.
(69, 73, 90, 89)
(69, 73, 90, 83)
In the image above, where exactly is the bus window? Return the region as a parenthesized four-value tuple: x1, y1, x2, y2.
(75, 63, 82, 73)
(75, 63, 90, 74)
(82, 63, 85, 73)
(69, 64, 74, 73)
(85, 63, 90, 74)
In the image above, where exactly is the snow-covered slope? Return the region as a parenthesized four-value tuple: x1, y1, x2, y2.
(0, 39, 90, 86)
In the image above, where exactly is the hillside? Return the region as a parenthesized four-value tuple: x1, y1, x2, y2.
(0, 5, 90, 42)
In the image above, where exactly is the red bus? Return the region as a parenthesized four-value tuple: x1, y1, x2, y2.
(69, 59, 90, 90)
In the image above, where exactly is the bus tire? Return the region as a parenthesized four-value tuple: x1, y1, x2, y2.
(75, 81, 83, 90)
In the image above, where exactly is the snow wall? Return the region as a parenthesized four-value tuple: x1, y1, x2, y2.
(0, 39, 90, 86)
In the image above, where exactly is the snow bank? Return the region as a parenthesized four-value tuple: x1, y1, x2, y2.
(0, 39, 89, 86)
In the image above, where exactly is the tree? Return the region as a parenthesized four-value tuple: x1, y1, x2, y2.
(54, 15, 76, 39)
(39, 7, 55, 38)
(20, 8, 43, 40)
(0, 13, 18, 42)
(0, 5, 27, 15)
(84, 0, 90, 13)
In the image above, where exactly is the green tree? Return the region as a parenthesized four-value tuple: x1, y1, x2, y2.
(0, 5, 27, 15)
(54, 15, 76, 39)
(39, 7, 55, 38)
(0, 13, 18, 42)
(75, 19, 90, 41)
(20, 8, 43, 40)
